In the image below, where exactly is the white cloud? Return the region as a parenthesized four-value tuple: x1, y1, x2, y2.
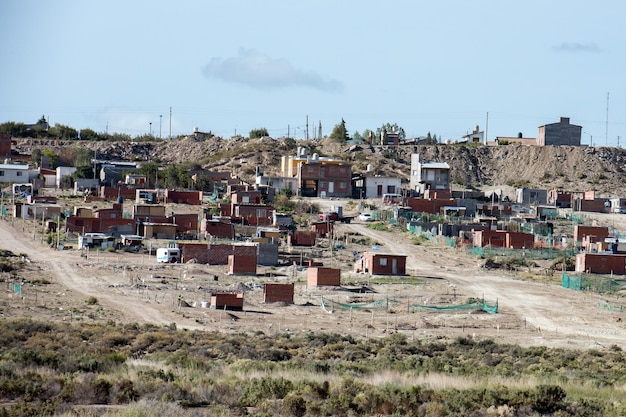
(201, 48, 343, 92)
(552, 42, 602, 53)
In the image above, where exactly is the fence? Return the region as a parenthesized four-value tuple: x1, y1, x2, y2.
(321, 296, 498, 314)
(471, 246, 577, 260)
(562, 272, 626, 294)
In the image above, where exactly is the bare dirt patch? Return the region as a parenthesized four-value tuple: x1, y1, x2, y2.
(2, 210, 626, 350)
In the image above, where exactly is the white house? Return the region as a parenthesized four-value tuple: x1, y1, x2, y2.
(0, 163, 30, 184)
(363, 176, 401, 199)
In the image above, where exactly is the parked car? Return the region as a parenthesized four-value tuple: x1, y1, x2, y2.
(358, 213, 373, 222)
(612, 207, 626, 214)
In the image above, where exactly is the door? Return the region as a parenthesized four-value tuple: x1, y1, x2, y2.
(328, 182, 334, 194)
(392, 258, 398, 275)
(377, 184, 383, 197)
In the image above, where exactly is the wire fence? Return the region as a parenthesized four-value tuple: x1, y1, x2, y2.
(321, 296, 498, 314)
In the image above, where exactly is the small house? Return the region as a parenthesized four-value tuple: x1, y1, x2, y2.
(355, 252, 407, 276)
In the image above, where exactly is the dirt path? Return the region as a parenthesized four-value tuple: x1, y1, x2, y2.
(0, 218, 198, 328)
(341, 222, 626, 349)
(3, 213, 626, 349)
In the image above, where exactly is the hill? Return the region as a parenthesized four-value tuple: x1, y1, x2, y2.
(12, 136, 626, 196)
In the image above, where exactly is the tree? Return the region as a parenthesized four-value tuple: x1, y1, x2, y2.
(74, 147, 93, 167)
(138, 161, 159, 187)
(49, 124, 78, 140)
(79, 128, 98, 141)
(73, 166, 94, 179)
(31, 149, 42, 166)
(0, 121, 27, 137)
(249, 128, 269, 139)
(42, 149, 59, 168)
(329, 119, 349, 143)
(352, 131, 364, 142)
(423, 132, 439, 145)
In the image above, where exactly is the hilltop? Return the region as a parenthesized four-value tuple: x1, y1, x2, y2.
(12, 135, 626, 196)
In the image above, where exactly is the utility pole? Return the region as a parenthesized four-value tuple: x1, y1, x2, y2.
(305, 115, 309, 140)
(606, 92, 609, 146)
(485, 112, 489, 145)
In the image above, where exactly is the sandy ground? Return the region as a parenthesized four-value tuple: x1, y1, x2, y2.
(2, 205, 626, 350)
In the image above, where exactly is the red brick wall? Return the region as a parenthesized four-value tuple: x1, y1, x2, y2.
(473, 230, 505, 248)
(228, 254, 257, 275)
(203, 220, 234, 239)
(211, 293, 244, 310)
(180, 243, 257, 265)
(311, 222, 333, 238)
(574, 226, 609, 242)
(66, 217, 133, 234)
(288, 231, 317, 246)
(407, 198, 456, 214)
(263, 283, 295, 303)
(423, 190, 451, 199)
(165, 190, 202, 205)
(171, 213, 198, 233)
(307, 267, 341, 286)
(576, 253, 626, 274)
(579, 199, 608, 213)
(179, 243, 209, 263)
(233, 204, 273, 226)
(363, 254, 407, 275)
(505, 232, 535, 249)
(208, 244, 256, 265)
(100, 186, 138, 200)
(232, 191, 262, 204)
(0, 134, 11, 157)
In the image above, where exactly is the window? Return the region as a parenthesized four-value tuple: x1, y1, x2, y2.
(379, 257, 387, 266)
(16, 171, 22, 177)
(0, 171, 4, 177)
(307, 166, 314, 173)
(339, 182, 346, 189)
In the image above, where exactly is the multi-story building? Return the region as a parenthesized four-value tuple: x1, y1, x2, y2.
(280, 147, 352, 198)
(409, 154, 450, 195)
(537, 117, 582, 146)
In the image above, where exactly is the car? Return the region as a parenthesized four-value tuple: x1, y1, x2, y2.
(358, 213, 373, 222)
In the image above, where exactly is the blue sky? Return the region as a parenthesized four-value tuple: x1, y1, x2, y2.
(1, 1, 624, 145)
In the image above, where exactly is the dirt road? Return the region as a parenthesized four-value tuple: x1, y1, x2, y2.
(341, 222, 626, 349)
(3, 212, 626, 350)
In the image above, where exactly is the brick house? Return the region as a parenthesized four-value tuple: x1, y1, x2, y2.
(355, 252, 407, 276)
(299, 160, 352, 198)
(473, 230, 535, 249)
(575, 253, 626, 275)
(573, 225, 609, 243)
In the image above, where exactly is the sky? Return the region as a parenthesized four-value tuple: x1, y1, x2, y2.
(1, 1, 625, 146)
